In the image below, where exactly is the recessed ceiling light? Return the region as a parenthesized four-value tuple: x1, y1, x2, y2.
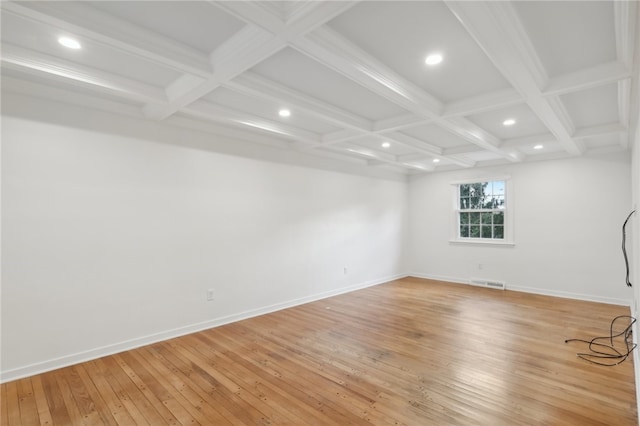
(278, 109, 291, 117)
(425, 53, 443, 66)
(503, 119, 516, 126)
(381, 142, 391, 148)
(58, 36, 81, 50)
(433, 158, 440, 163)
(533, 144, 544, 150)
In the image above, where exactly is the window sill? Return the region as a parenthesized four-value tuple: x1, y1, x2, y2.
(449, 239, 515, 247)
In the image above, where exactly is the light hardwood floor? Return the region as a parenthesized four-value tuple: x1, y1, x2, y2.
(1, 277, 637, 425)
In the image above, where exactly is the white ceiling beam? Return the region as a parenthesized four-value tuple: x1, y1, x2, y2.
(445, 1, 583, 156)
(184, 100, 322, 145)
(284, 1, 359, 36)
(2, 1, 212, 78)
(226, 69, 479, 169)
(227, 72, 478, 167)
(572, 122, 628, 140)
(373, 114, 429, 133)
(292, 26, 444, 116)
(209, 27, 282, 79)
(340, 142, 398, 163)
(366, 159, 387, 167)
(618, 79, 631, 146)
(321, 129, 364, 144)
(500, 133, 556, 149)
(146, 27, 285, 120)
(437, 117, 519, 162)
(383, 132, 475, 168)
(227, 69, 478, 168)
(615, 0, 638, 69)
(400, 162, 435, 173)
(1, 43, 167, 104)
(614, 0, 637, 150)
(147, 1, 356, 123)
(381, 132, 443, 157)
(397, 153, 431, 163)
(293, 26, 520, 161)
(543, 61, 631, 97)
(442, 88, 523, 118)
(1, 74, 146, 118)
(210, 1, 286, 33)
(227, 71, 373, 131)
(322, 143, 426, 172)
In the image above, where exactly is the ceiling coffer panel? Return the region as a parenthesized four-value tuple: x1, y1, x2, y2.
(1, 0, 637, 175)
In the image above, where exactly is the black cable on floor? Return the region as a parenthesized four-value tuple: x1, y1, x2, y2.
(565, 315, 636, 366)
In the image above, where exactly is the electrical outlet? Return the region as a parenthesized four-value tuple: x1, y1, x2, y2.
(477, 262, 483, 270)
(206, 288, 214, 301)
(343, 267, 348, 275)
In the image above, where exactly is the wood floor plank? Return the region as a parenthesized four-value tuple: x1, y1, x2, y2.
(61, 366, 104, 425)
(111, 353, 180, 425)
(117, 350, 198, 426)
(1, 383, 9, 426)
(214, 322, 414, 425)
(73, 363, 119, 425)
(16, 379, 40, 426)
(165, 338, 309, 424)
(53, 368, 90, 426)
(1, 278, 637, 425)
(193, 329, 370, 424)
(4, 381, 22, 426)
(40, 370, 73, 425)
(145, 342, 262, 424)
(98, 356, 166, 425)
(29, 376, 54, 426)
(82, 359, 137, 425)
(187, 333, 352, 425)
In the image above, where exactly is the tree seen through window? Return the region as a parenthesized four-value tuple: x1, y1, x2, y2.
(458, 181, 505, 240)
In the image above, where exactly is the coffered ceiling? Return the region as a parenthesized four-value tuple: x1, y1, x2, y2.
(2, 1, 639, 175)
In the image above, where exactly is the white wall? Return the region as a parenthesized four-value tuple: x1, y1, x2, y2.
(1, 96, 408, 381)
(2, 91, 636, 383)
(408, 155, 634, 304)
(632, 100, 640, 426)
(633, 129, 639, 316)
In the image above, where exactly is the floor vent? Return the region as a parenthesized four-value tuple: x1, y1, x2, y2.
(469, 278, 506, 290)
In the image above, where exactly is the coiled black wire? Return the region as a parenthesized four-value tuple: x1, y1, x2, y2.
(623, 210, 635, 287)
(565, 315, 636, 366)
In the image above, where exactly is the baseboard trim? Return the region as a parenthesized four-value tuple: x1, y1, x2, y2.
(1, 273, 408, 383)
(409, 272, 632, 307)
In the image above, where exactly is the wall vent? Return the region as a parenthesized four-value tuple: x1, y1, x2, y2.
(469, 278, 506, 290)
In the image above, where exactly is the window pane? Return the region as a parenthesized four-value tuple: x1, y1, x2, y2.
(459, 212, 469, 224)
(493, 211, 504, 225)
(494, 225, 504, 239)
(456, 180, 508, 241)
(481, 212, 493, 224)
(482, 196, 495, 209)
(469, 212, 481, 224)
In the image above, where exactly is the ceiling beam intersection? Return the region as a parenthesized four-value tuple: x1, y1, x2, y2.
(445, 0, 583, 156)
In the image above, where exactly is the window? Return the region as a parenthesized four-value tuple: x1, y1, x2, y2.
(456, 180, 508, 242)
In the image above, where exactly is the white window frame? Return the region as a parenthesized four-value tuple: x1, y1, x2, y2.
(450, 176, 515, 246)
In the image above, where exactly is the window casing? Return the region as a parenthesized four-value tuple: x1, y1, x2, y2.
(451, 178, 514, 246)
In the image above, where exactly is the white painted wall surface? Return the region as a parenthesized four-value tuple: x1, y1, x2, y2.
(1, 97, 408, 380)
(408, 155, 634, 305)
